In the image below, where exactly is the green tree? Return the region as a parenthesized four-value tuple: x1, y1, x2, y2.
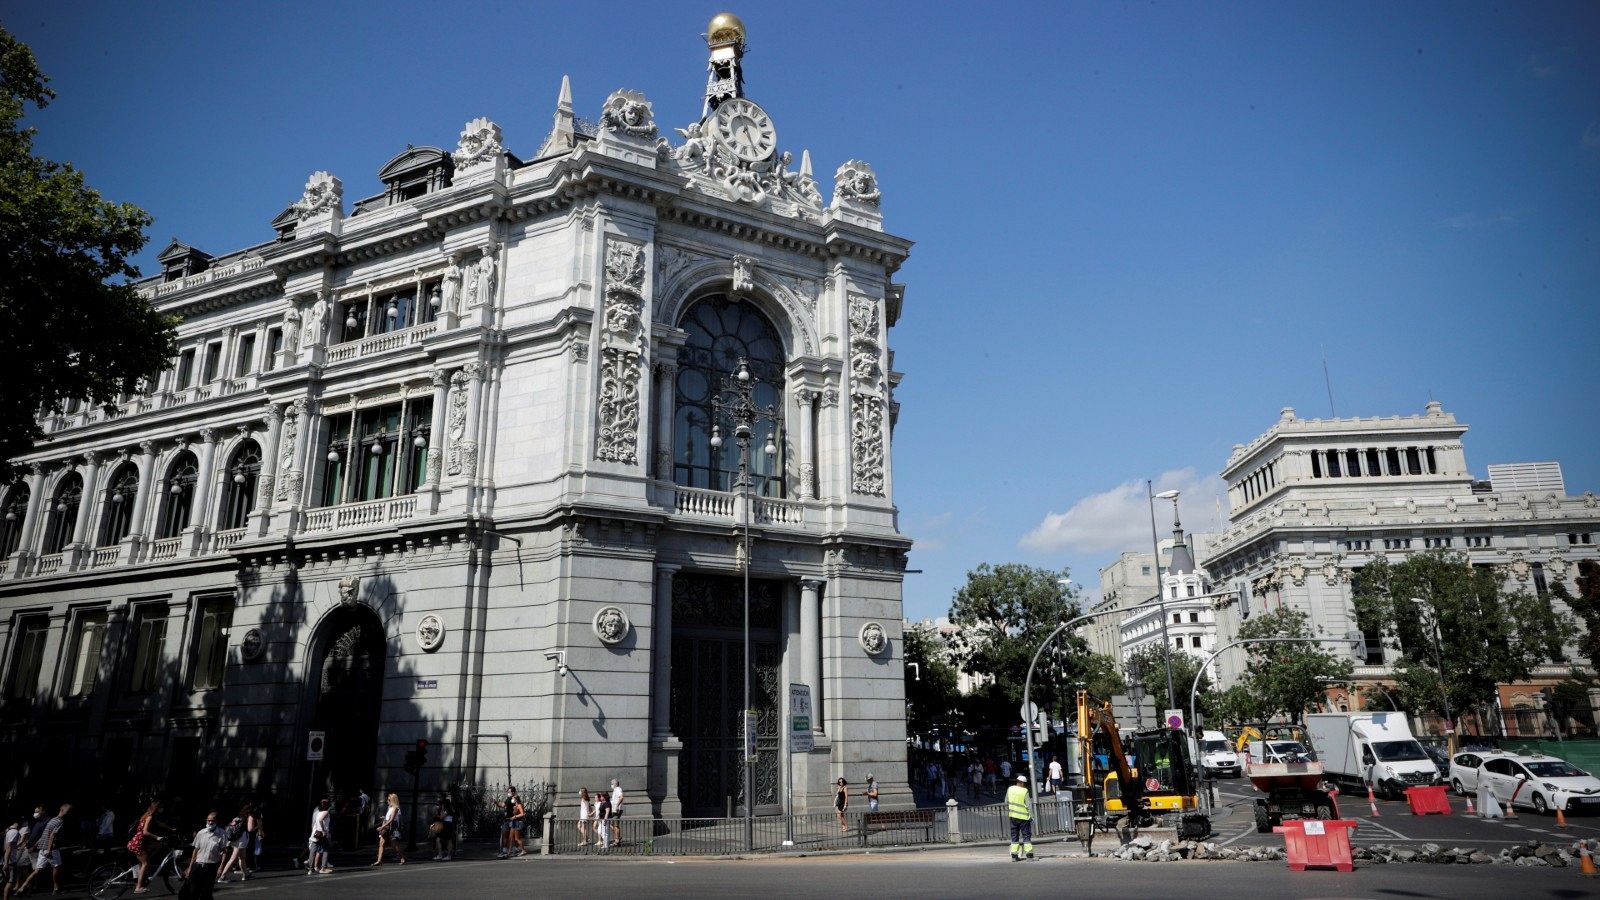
(1214, 684, 1266, 725)
(903, 622, 961, 741)
(1351, 551, 1576, 724)
(0, 28, 176, 477)
(947, 563, 1082, 728)
(1077, 651, 1125, 702)
(1551, 559, 1600, 671)
(1126, 644, 1219, 725)
(1234, 606, 1353, 723)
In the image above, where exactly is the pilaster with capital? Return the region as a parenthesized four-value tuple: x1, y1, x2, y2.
(426, 368, 451, 489)
(255, 404, 284, 511)
(652, 360, 677, 480)
(127, 440, 157, 542)
(445, 363, 485, 481)
(69, 452, 102, 553)
(795, 387, 818, 500)
(15, 463, 47, 560)
(651, 564, 680, 738)
(800, 578, 824, 732)
(189, 428, 220, 540)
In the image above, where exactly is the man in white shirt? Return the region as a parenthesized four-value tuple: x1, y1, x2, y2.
(188, 810, 230, 899)
(609, 780, 625, 846)
(1047, 757, 1064, 794)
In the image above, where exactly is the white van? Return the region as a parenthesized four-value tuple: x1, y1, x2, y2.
(1197, 730, 1241, 779)
(1306, 712, 1440, 798)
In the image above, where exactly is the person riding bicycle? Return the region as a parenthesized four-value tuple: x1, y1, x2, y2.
(128, 800, 176, 893)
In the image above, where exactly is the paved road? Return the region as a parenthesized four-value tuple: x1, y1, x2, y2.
(1199, 776, 1600, 849)
(155, 847, 1596, 900)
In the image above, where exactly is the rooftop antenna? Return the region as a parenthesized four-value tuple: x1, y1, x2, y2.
(1321, 346, 1337, 418)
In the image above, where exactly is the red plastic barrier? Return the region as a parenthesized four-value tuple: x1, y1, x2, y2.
(1404, 785, 1452, 816)
(1274, 819, 1358, 873)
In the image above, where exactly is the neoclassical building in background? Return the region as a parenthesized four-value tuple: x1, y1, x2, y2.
(0, 14, 913, 817)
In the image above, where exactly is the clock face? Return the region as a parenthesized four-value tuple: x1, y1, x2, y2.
(714, 98, 777, 162)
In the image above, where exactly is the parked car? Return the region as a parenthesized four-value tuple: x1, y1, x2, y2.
(1423, 745, 1451, 780)
(1452, 749, 1600, 814)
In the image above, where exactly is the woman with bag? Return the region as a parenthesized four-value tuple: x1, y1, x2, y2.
(575, 788, 593, 847)
(306, 799, 333, 875)
(371, 794, 405, 866)
(215, 804, 255, 882)
(430, 793, 456, 861)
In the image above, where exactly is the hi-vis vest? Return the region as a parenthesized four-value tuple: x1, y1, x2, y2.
(1006, 784, 1031, 820)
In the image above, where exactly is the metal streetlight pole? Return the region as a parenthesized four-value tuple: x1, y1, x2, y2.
(1409, 597, 1454, 752)
(1148, 483, 1178, 710)
(709, 357, 778, 852)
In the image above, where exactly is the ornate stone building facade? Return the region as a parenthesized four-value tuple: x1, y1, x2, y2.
(1201, 402, 1599, 734)
(0, 16, 913, 817)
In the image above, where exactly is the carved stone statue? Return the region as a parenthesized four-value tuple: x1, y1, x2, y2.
(441, 256, 464, 314)
(338, 575, 360, 606)
(834, 159, 881, 206)
(453, 117, 504, 171)
(473, 246, 498, 308)
(303, 295, 329, 347)
(282, 306, 301, 355)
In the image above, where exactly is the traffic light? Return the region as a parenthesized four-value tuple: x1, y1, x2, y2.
(403, 739, 428, 776)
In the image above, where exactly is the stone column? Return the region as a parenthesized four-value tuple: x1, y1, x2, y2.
(69, 452, 103, 558)
(252, 403, 284, 534)
(653, 361, 677, 481)
(17, 463, 46, 556)
(649, 564, 684, 818)
(424, 368, 450, 512)
(187, 428, 219, 550)
(800, 578, 823, 731)
(127, 441, 157, 542)
(795, 388, 818, 501)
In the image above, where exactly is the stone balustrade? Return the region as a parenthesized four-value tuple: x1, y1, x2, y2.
(90, 546, 120, 568)
(147, 537, 182, 561)
(35, 553, 63, 575)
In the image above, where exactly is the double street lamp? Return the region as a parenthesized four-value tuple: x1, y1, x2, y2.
(707, 356, 778, 852)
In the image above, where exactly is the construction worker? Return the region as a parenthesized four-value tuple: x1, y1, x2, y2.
(1006, 775, 1034, 861)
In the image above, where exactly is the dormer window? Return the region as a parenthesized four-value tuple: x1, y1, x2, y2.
(156, 240, 212, 283)
(377, 146, 453, 205)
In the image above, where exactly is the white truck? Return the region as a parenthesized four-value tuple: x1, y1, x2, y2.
(1196, 730, 1241, 778)
(1305, 711, 1441, 799)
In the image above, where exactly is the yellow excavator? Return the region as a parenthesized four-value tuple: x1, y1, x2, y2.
(1076, 690, 1204, 833)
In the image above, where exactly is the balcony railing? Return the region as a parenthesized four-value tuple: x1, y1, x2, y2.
(91, 546, 120, 568)
(147, 537, 182, 561)
(326, 321, 438, 364)
(35, 553, 63, 575)
(301, 495, 418, 535)
(671, 485, 736, 519)
(211, 527, 246, 551)
(754, 497, 804, 525)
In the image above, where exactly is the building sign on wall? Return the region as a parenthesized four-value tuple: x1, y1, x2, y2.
(789, 683, 814, 753)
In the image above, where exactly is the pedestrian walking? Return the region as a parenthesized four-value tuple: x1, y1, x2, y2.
(371, 793, 406, 866)
(969, 760, 982, 798)
(575, 788, 594, 847)
(95, 806, 115, 851)
(609, 780, 625, 846)
(495, 787, 524, 858)
(17, 803, 69, 896)
(306, 798, 333, 875)
(3, 816, 28, 900)
(430, 793, 456, 861)
(184, 810, 229, 900)
(1006, 775, 1034, 861)
(984, 757, 997, 793)
(129, 799, 173, 893)
(250, 810, 265, 877)
(594, 790, 613, 851)
(1000, 757, 1012, 781)
(1048, 757, 1064, 794)
(834, 778, 851, 832)
(216, 804, 255, 882)
(356, 787, 370, 847)
(865, 775, 881, 813)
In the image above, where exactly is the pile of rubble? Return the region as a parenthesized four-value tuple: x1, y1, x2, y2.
(1355, 841, 1581, 867)
(1098, 835, 1587, 867)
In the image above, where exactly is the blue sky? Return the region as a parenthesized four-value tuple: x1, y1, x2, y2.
(9, 1, 1598, 621)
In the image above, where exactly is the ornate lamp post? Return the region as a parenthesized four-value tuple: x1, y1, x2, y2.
(1148, 485, 1180, 710)
(708, 356, 778, 851)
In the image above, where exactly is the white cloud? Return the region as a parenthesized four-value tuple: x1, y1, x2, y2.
(1020, 468, 1229, 556)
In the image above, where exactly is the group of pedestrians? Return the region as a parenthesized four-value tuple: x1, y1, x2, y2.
(571, 780, 624, 851)
(3, 804, 69, 897)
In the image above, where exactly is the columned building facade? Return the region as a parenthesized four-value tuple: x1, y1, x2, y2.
(0, 17, 913, 817)
(1201, 403, 1599, 734)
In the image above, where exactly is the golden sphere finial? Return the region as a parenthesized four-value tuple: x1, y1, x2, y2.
(707, 12, 746, 46)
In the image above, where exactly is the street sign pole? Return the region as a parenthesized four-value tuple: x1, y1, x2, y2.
(787, 684, 814, 847)
(305, 731, 325, 857)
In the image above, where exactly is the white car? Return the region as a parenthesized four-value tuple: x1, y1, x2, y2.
(1451, 750, 1600, 815)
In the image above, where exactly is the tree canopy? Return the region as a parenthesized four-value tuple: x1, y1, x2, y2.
(947, 563, 1087, 726)
(1126, 643, 1218, 725)
(1232, 606, 1353, 723)
(903, 621, 962, 740)
(1351, 551, 1575, 720)
(0, 28, 176, 478)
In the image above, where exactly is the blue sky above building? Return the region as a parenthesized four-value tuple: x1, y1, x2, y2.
(9, 0, 1598, 620)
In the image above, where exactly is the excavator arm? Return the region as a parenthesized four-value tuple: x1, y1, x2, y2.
(1076, 690, 1138, 801)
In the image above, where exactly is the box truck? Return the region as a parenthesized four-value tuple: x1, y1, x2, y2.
(1306, 711, 1440, 799)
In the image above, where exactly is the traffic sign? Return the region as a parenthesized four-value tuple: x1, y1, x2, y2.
(789, 684, 814, 753)
(1164, 709, 1184, 731)
(307, 731, 325, 761)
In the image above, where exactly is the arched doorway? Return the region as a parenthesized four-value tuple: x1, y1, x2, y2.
(307, 605, 386, 802)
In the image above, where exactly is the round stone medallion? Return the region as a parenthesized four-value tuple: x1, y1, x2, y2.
(416, 614, 446, 652)
(239, 627, 264, 662)
(859, 621, 889, 656)
(593, 606, 631, 645)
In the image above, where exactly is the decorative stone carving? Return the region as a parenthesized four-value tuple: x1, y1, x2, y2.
(441, 255, 464, 315)
(600, 89, 657, 139)
(416, 614, 445, 652)
(240, 628, 264, 662)
(338, 575, 361, 606)
(282, 306, 301, 355)
(593, 606, 631, 645)
(274, 400, 303, 501)
(858, 621, 889, 656)
(833, 159, 881, 206)
(445, 371, 470, 476)
(303, 294, 329, 348)
(452, 117, 503, 171)
(847, 295, 886, 496)
(595, 240, 646, 465)
(294, 171, 342, 220)
(1321, 557, 1345, 586)
(660, 119, 822, 217)
(1286, 560, 1308, 587)
(1547, 555, 1570, 581)
(466, 245, 497, 308)
(822, 385, 840, 408)
(1508, 554, 1531, 583)
(656, 245, 702, 286)
(731, 254, 756, 295)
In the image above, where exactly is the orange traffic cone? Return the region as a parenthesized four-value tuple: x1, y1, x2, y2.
(1579, 840, 1597, 877)
(1503, 792, 1518, 819)
(1367, 784, 1381, 817)
(1556, 807, 1568, 828)
(1465, 793, 1475, 815)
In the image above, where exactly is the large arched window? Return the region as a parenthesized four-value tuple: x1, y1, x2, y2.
(157, 452, 199, 539)
(220, 441, 262, 530)
(673, 296, 786, 497)
(0, 484, 28, 557)
(98, 463, 140, 546)
(43, 473, 82, 555)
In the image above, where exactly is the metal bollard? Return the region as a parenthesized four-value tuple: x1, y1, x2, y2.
(946, 798, 962, 844)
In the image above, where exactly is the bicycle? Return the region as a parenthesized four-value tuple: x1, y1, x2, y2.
(88, 840, 187, 899)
